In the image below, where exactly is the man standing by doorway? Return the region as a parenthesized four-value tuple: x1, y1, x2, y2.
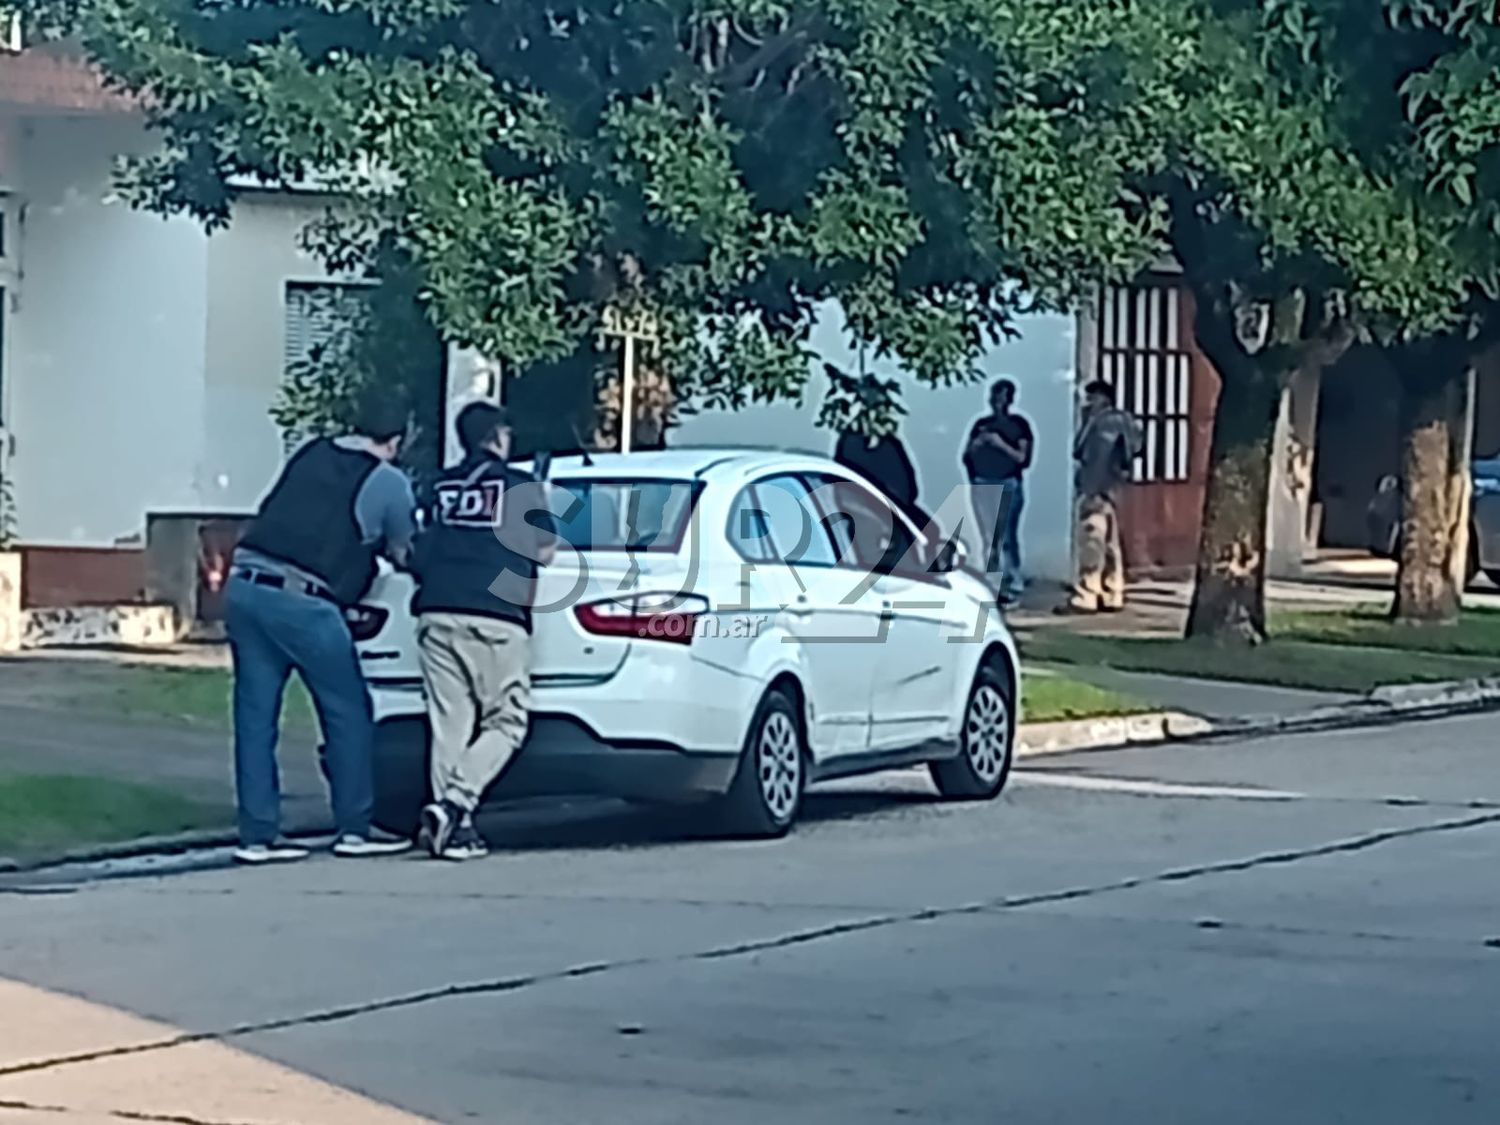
(963, 379, 1034, 606)
(412, 403, 557, 861)
(1064, 380, 1143, 613)
(227, 403, 418, 865)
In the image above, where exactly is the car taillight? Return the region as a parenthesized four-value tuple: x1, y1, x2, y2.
(346, 605, 390, 642)
(574, 592, 709, 646)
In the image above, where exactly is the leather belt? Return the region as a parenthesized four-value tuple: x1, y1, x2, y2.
(233, 568, 337, 604)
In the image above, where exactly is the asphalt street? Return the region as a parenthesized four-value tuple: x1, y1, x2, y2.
(2, 713, 1499, 1123)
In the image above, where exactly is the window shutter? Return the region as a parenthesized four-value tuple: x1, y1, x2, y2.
(1096, 284, 1193, 484)
(283, 282, 368, 374)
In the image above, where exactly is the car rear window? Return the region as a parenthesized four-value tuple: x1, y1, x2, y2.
(548, 478, 701, 552)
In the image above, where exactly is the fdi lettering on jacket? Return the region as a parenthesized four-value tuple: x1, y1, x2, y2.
(436, 480, 505, 528)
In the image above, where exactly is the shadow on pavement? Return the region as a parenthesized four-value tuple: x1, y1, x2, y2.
(472, 785, 944, 853)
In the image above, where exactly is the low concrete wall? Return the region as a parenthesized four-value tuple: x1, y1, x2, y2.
(19, 545, 146, 608)
(21, 604, 177, 649)
(0, 552, 19, 653)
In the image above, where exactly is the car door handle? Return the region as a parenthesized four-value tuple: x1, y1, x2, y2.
(788, 596, 813, 618)
(880, 600, 894, 621)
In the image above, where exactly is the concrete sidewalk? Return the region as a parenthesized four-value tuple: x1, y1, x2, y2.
(1006, 572, 1500, 641)
(0, 979, 431, 1123)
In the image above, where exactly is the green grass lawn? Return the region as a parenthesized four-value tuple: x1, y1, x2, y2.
(0, 774, 227, 863)
(78, 659, 1144, 729)
(93, 665, 316, 728)
(1022, 630, 1500, 694)
(1021, 670, 1153, 723)
(1274, 604, 1500, 659)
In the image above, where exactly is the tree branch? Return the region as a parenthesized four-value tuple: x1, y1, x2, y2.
(711, 16, 817, 90)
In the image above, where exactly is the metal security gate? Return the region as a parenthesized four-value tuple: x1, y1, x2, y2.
(1093, 282, 1220, 574)
(1097, 284, 1194, 484)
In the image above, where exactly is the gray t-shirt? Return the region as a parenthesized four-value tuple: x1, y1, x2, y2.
(237, 436, 417, 590)
(1075, 408, 1144, 497)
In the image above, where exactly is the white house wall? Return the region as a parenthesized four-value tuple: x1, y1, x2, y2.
(6, 114, 343, 545)
(201, 194, 340, 515)
(9, 115, 209, 544)
(673, 305, 1079, 582)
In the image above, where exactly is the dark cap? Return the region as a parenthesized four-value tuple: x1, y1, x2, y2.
(353, 399, 410, 444)
(456, 401, 510, 456)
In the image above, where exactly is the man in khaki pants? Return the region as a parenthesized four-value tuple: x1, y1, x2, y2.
(411, 404, 556, 860)
(1063, 381, 1142, 613)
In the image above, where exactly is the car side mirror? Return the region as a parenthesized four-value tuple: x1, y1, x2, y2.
(929, 537, 965, 574)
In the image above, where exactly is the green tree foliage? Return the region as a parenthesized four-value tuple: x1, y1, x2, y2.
(271, 244, 448, 483)
(1142, 1, 1490, 640)
(17, 0, 1193, 429)
(22, 0, 1500, 637)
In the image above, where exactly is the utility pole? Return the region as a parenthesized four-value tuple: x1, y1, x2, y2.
(600, 307, 659, 453)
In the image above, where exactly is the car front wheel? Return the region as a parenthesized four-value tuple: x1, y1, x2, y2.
(930, 663, 1015, 801)
(711, 688, 805, 839)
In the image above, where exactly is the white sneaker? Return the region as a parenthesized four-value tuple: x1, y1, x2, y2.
(418, 801, 459, 859)
(234, 840, 311, 866)
(332, 829, 413, 858)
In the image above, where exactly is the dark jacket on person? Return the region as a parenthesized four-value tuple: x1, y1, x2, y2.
(835, 432, 921, 520)
(411, 453, 556, 634)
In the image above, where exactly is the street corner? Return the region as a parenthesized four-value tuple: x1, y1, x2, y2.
(0, 978, 434, 1125)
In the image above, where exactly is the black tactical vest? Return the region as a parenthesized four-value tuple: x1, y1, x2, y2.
(238, 438, 382, 606)
(411, 455, 549, 632)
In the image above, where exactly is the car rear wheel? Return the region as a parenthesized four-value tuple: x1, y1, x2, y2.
(930, 663, 1015, 801)
(371, 718, 430, 837)
(711, 688, 805, 839)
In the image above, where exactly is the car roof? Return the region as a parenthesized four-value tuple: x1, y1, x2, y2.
(528, 446, 838, 482)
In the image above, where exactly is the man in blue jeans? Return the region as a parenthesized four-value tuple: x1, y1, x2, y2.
(963, 379, 1034, 606)
(226, 404, 418, 865)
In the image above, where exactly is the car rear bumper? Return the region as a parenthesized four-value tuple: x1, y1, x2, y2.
(506, 714, 740, 801)
(370, 645, 759, 756)
(372, 710, 740, 807)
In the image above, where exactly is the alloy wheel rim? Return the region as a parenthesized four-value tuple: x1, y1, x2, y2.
(758, 712, 802, 822)
(964, 684, 1010, 784)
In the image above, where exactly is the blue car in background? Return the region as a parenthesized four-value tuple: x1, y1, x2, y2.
(1367, 457, 1500, 587)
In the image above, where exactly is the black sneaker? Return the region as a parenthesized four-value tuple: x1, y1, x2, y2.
(332, 828, 413, 858)
(441, 821, 488, 862)
(233, 839, 310, 866)
(418, 800, 461, 859)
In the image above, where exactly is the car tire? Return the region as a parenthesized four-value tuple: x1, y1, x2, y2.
(930, 662, 1015, 801)
(711, 688, 806, 839)
(371, 717, 430, 837)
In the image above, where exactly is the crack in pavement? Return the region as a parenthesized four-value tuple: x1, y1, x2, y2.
(6, 778, 1498, 898)
(0, 1097, 256, 1125)
(4, 808, 1498, 1083)
(1036, 909, 1499, 950)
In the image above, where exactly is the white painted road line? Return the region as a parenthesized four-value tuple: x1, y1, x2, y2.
(1014, 771, 1305, 801)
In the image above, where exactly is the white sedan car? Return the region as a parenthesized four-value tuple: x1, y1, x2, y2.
(351, 448, 1020, 838)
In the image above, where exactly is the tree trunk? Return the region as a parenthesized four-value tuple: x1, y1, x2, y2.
(1393, 344, 1473, 624)
(1186, 357, 1286, 643)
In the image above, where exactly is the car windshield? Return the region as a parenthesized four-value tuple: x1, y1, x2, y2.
(548, 478, 700, 552)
